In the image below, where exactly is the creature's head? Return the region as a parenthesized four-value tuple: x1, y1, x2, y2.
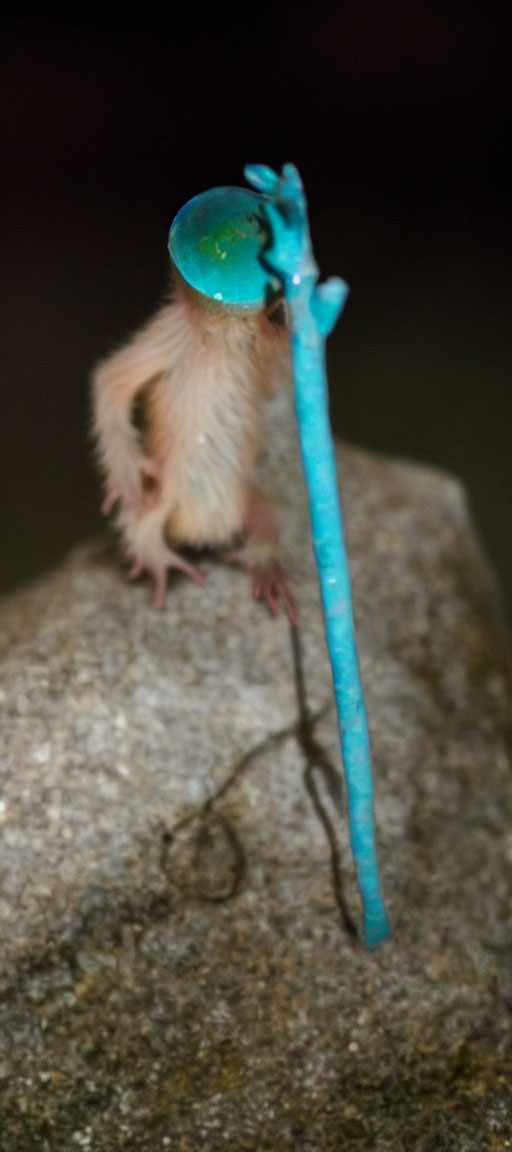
(169, 187, 283, 312)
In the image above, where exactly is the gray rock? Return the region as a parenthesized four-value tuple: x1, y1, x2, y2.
(1, 390, 511, 1150)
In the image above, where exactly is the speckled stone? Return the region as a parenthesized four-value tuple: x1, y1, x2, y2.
(0, 390, 511, 1150)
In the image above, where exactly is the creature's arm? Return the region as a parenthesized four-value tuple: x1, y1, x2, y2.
(92, 304, 175, 515)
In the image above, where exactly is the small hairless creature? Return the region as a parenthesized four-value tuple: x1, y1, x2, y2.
(92, 268, 296, 622)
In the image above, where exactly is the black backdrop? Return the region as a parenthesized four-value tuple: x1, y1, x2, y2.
(1, 1, 510, 621)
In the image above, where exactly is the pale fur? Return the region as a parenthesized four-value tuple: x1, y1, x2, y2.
(92, 276, 291, 598)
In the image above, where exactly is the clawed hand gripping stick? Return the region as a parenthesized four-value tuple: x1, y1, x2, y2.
(245, 163, 389, 947)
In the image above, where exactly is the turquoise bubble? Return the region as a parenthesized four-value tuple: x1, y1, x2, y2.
(169, 186, 281, 309)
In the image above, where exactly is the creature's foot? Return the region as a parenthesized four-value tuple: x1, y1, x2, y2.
(121, 499, 206, 608)
(251, 559, 297, 626)
(229, 487, 297, 625)
(229, 544, 297, 626)
(127, 548, 206, 609)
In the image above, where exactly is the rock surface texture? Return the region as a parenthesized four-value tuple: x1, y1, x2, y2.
(1, 390, 511, 1150)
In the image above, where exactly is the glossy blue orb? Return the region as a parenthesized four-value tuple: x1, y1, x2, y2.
(169, 187, 281, 309)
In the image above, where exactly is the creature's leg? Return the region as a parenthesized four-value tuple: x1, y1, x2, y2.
(119, 501, 206, 609)
(228, 488, 297, 625)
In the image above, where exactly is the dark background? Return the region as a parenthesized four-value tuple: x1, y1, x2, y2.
(1, 2, 510, 625)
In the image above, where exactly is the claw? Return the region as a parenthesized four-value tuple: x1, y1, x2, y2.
(152, 569, 168, 610)
(171, 554, 207, 588)
(125, 549, 206, 608)
(251, 561, 297, 626)
(150, 559, 206, 608)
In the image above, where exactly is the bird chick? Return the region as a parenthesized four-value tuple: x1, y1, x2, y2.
(92, 274, 296, 621)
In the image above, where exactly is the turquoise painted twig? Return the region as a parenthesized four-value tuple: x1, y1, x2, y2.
(245, 162, 389, 947)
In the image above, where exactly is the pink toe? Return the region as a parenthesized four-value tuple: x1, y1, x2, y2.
(153, 578, 167, 609)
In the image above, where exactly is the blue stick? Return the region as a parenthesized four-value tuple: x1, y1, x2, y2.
(245, 162, 389, 947)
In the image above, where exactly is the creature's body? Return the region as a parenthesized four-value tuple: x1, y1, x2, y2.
(92, 275, 295, 618)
